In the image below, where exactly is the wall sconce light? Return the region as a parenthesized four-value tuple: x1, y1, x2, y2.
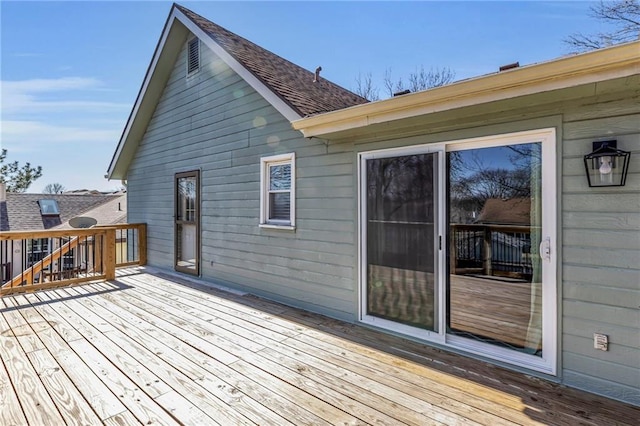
(583, 140, 630, 187)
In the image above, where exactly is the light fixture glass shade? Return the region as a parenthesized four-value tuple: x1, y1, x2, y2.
(583, 140, 630, 187)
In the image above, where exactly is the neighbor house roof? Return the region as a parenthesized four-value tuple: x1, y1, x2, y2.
(292, 40, 640, 139)
(475, 198, 531, 226)
(1, 193, 124, 232)
(107, 3, 367, 180)
(53, 193, 127, 230)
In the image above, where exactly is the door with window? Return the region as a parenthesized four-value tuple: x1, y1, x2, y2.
(360, 129, 557, 373)
(175, 171, 200, 275)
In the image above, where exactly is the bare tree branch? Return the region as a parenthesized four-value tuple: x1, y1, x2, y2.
(383, 66, 455, 97)
(353, 72, 380, 101)
(564, 0, 640, 52)
(43, 183, 66, 194)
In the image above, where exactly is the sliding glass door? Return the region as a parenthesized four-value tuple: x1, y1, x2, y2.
(360, 129, 557, 374)
(363, 152, 439, 334)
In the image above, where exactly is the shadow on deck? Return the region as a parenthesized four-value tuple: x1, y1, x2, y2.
(1, 267, 638, 425)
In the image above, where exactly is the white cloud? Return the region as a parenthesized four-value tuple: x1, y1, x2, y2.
(3, 77, 102, 92)
(0, 76, 127, 188)
(1, 120, 120, 150)
(0, 77, 129, 114)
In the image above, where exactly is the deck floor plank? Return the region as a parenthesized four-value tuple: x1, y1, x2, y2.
(24, 291, 131, 421)
(117, 279, 424, 425)
(303, 315, 636, 426)
(0, 298, 67, 425)
(103, 410, 144, 426)
(127, 275, 456, 425)
(1, 297, 45, 354)
(45, 288, 173, 400)
(0, 330, 29, 426)
(26, 347, 103, 426)
(15, 292, 103, 426)
(120, 276, 507, 425)
(55, 286, 254, 426)
(127, 275, 519, 425)
(1, 268, 639, 425)
(87, 283, 346, 426)
(128, 275, 297, 344)
(64, 284, 301, 426)
(119, 271, 640, 426)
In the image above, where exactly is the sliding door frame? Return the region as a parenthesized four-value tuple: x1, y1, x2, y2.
(358, 128, 557, 375)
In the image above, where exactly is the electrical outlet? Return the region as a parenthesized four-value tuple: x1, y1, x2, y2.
(594, 333, 608, 351)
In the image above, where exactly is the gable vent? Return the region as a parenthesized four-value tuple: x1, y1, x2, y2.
(187, 38, 200, 75)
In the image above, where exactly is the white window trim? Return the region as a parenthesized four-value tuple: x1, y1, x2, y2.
(260, 153, 296, 230)
(186, 37, 200, 77)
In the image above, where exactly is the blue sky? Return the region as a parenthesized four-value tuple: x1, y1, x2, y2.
(1, 1, 610, 193)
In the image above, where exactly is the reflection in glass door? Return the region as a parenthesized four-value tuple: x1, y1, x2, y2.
(446, 141, 551, 361)
(363, 152, 439, 332)
(175, 171, 199, 275)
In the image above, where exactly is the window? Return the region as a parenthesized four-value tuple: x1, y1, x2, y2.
(38, 199, 59, 215)
(27, 238, 50, 266)
(260, 153, 295, 228)
(187, 37, 200, 75)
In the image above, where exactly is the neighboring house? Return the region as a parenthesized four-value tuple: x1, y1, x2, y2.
(0, 185, 126, 281)
(107, 4, 640, 406)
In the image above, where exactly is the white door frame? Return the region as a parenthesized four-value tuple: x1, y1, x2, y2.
(358, 128, 557, 375)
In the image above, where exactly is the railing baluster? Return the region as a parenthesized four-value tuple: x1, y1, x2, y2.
(1, 224, 146, 296)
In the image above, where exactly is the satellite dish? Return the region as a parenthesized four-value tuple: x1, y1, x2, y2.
(69, 216, 97, 229)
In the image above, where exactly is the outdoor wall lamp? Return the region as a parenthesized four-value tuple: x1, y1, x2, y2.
(583, 140, 630, 187)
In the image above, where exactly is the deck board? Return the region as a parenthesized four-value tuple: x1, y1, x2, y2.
(1, 267, 639, 425)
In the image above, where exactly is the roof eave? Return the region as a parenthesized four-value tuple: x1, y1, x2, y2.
(292, 41, 640, 139)
(107, 6, 187, 180)
(107, 5, 303, 180)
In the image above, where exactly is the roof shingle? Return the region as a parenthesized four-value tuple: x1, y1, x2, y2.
(176, 4, 369, 117)
(1, 194, 123, 232)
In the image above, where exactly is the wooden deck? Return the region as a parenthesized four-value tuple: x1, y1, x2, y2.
(1, 268, 638, 425)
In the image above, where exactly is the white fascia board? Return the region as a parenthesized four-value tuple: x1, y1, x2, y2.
(107, 8, 180, 180)
(173, 8, 302, 123)
(292, 41, 640, 138)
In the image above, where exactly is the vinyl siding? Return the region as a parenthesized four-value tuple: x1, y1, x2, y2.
(126, 36, 356, 320)
(560, 103, 640, 404)
(125, 35, 639, 405)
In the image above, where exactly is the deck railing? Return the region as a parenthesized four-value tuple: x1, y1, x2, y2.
(0, 223, 146, 296)
(450, 224, 535, 279)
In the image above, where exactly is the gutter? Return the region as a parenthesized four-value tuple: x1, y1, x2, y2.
(292, 41, 640, 138)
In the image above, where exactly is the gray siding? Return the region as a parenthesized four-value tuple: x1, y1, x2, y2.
(127, 37, 356, 320)
(126, 36, 639, 405)
(561, 104, 640, 404)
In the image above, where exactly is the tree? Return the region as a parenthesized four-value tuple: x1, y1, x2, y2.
(43, 183, 66, 194)
(354, 72, 380, 101)
(384, 66, 456, 97)
(353, 66, 456, 101)
(0, 149, 43, 193)
(565, 0, 640, 52)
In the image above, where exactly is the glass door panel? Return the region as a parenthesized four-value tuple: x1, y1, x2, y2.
(447, 143, 543, 355)
(365, 153, 438, 331)
(175, 171, 199, 275)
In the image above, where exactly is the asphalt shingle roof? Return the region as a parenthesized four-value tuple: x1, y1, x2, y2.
(176, 4, 369, 117)
(1, 193, 124, 232)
